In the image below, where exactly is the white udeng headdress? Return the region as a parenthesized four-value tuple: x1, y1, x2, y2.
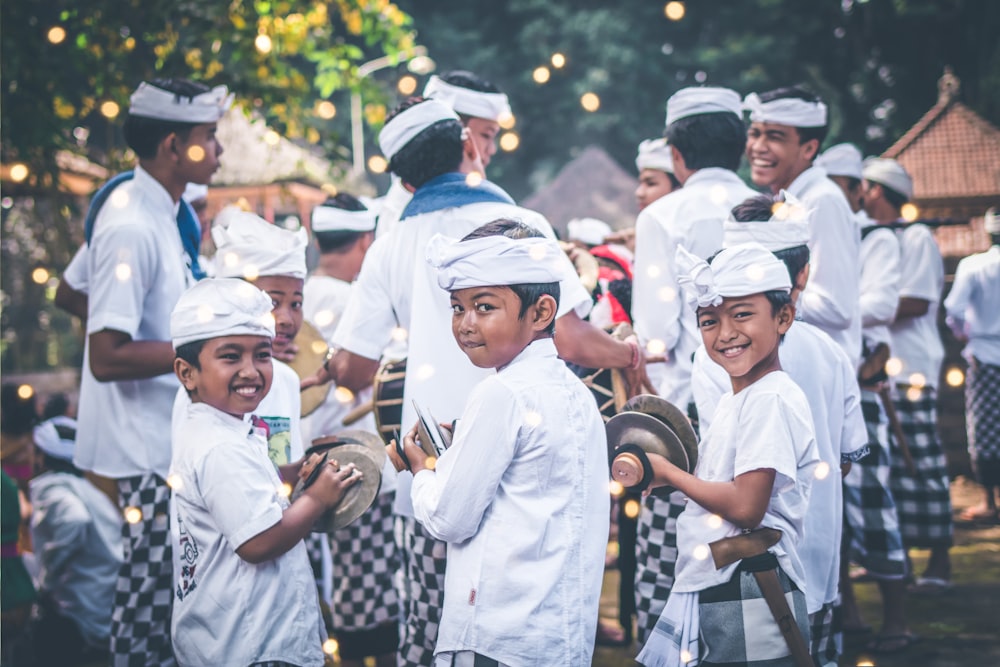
(426, 233, 565, 291)
(170, 278, 275, 349)
(815, 143, 863, 180)
(567, 218, 613, 246)
(212, 211, 308, 280)
(742, 92, 827, 128)
(723, 191, 813, 252)
(311, 204, 377, 233)
(636, 138, 674, 174)
(675, 243, 791, 309)
(423, 75, 512, 122)
(862, 157, 914, 201)
(665, 87, 743, 127)
(129, 82, 233, 123)
(378, 99, 460, 160)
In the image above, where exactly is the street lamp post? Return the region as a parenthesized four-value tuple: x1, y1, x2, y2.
(350, 46, 435, 175)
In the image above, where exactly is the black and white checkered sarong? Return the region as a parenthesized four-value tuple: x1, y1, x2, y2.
(808, 602, 841, 667)
(634, 490, 687, 645)
(396, 515, 446, 667)
(842, 390, 906, 577)
(889, 384, 953, 548)
(967, 358, 1000, 487)
(112, 473, 176, 667)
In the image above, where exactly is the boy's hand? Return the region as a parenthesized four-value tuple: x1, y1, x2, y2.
(304, 459, 362, 508)
(273, 341, 300, 363)
(402, 424, 432, 474)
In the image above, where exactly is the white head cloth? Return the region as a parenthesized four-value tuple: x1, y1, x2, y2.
(665, 87, 743, 127)
(815, 143, 863, 179)
(723, 191, 813, 252)
(862, 157, 914, 201)
(311, 204, 376, 233)
(378, 99, 460, 160)
(128, 82, 233, 123)
(212, 210, 308, 280)
(33, 418, 76, 462)
(426, 233, 565, 291)
(636, 138, 674, 173)
(423, 75, 512, 122)
(743, 92, 828, 128)
(567, 218, 612, 246)
(182, 183, 209, 204)
(171, 278, 275, 349)
(984, 207, 1000, 234)
(676, 242, 792, 309)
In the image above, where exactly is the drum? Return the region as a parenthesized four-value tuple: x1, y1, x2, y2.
(372, 358, 406, 446)
(287, 321, 331, 417)
(571, 322, 632, 422)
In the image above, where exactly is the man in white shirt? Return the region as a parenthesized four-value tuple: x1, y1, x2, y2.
(74, 78, 230, 667)
(630, 86, 757, 645)
(944, 208, 1000, 523)
(744, 86, 862, 365)
(863, 157, 952, 596)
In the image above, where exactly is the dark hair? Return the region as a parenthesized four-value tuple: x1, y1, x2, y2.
(460, 219, 561, 335)
(41, 393, 70, 421)
(1, 383, 38, 436)
(991, 233, 1000, 246)
(665, 112, 746, 172)
(763, 289, 793, 315)
(123, 78, 212, 159)
(386, 97, 463, 188)
(729, 194, 812, 286)
(756, 85, 829, 146)
(871, 181, 908, 209)
(438, 70, 502, 124)
(314, 194, 372, 254)
(175, 339, 207, 371)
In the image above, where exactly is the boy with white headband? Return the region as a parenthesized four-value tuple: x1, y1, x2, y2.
(168, 278, 361, 667)
(631, 85, 757, 646)
(73, 77, 230, 666)
(744, 86, 862, 366)
(638, 242, 820, 667)
(394, 223, 609, 667)
(691, 194, 869, 667)
(635, 137, 680, 211)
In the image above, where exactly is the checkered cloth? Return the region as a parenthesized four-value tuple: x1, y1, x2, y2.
(698, 553, 811, 666)
(397, 515, 447, 667)
(966, 358, 1000, 487)
(111, 473, 176, 667)
(808, 602, 841, 667)
(842, 390, 906, 578)
(329, 492, 400, 632)
(634, 490, 687, 645)
(889, 385, 953, 548)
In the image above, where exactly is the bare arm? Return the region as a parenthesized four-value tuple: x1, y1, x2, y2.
(88, 329, 175, 382)
(53, 280, 88, 321)
(299, 348, 379, 394)
(896, 296, 930, 319)
(554, 311, 632, 369)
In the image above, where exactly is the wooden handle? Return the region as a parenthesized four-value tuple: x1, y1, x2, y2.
(341, 399, 375, 426)
(611, 451, 645, 488)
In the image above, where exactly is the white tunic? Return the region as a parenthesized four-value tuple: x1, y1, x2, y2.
(674, 372, 819, 595)
(62, 244, 89, 293)
(890, 223, 945, 387)
(331, 198, 592, 518)
(691, 322, 867, 612)
(411, 339, 609, 666)
(944, 245, 1000, 366)
(786, 166, 863, 365)
(632, 168, 757, 406)
(859, 218, 902, 349)
(170, 402, 325, 667)
(75, 165, 193, 479)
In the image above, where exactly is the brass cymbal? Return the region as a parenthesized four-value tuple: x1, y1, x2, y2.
(292, 443, 382, 533)
(310, 429, 387, 470)
(605, 410, 689, 498)
(621, 394, 698, 472)
(288, 321, 331, 417)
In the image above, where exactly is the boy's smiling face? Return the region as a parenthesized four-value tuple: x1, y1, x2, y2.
(449, 286, 554, 371)
(697, 292, 794, 393)
(178, 335, 274, 418)
(745, 121, 818, 192)
(252, 275, 304, 357)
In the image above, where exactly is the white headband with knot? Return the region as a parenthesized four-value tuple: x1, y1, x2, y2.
(378, 99, 460, 160)
(426, 233, 566, 291)
(311, 205, 376, 233)
(33, 417, 76, 462)
(743, 92, 827, 128)
(423, 75, 512, 122)
(862, 157, 914, 201)
(567, 218, 612, 246)
(171, 278, 276, 349)
(636, 138, 674, 174)
(815, 143, 863, 180)
(212, 211, 308, 280)
(723, 191, 813, 252)
(676, 242, 792, 310)
(129, 82, 233, 123)
(665, 86, 743, 127)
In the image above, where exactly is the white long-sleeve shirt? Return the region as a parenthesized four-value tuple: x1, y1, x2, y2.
(944, 245, 1000, 366)
(858, 216, 902, 349)
(411, 338, 609, 666)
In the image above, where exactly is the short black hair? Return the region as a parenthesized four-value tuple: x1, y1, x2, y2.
(666, 112, 746, 172)
(175, 339, 207, 371)
(460, 219, 561, 335)
(123, 78, 212, 159)
(870, 181, 908, 209)
(729, 194, 812, 286)
(763, 289, 793, 315)
(41, 392, 70, 421)
(756, 85, 829, 146)
(1, 383, 38, 436)
(386, 97, 463, 188)
(438, 70, 503, 124)
(313, 194, 372, 254)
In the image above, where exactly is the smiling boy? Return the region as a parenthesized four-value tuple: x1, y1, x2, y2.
(394, 223, 610, 667)
(638, 243, 819, 667)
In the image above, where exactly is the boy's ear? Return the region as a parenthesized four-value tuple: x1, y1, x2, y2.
(174, 357, 199, 393)
(531, 294, 558, 332)
(776, 302, 795, 335)
(157, 131, 181, 163)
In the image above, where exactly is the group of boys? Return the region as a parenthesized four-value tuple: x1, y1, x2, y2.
(54, 63, 980, 667)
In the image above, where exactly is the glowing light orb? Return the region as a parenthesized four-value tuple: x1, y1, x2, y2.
(368, 156, 388, 174)
(945, 367, 965, 387)
(124, 507, 143, 524)
(499, 132, 520, 152)
(186, 145, 206, 162)
(581, 92, 601, 112)
(100, 101, 120, 119)
(255, 34, 273, 54)
(900, 203, 919, 222)
(32, 267, 49, 284)
(47, 26, 67, 44)
(885, 357, 903, 377)
(665, 2, 686, 21)
(334, 387, 355, 403)
(397, 75, 417, 96)
(8, 163, 29, 183)
(533, 67, 551, 84)
(551, 53, 566, 68)
(16, 384, 33, 400)
(115, 263, 133, 282)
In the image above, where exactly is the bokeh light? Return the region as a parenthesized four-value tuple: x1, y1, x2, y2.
(9, 163, 29, 183)
(581, 92, 601, 112)
(16, 384, 33, 400)
(255, 34, 273, 54)
(31, 268, 49, 284)
(533, 66, 551, 84)
(124, 507, 143, 524)
(368, 155, 388, 173)
(315, 100, 337, 120)
(900, 203, 919, 222)
(334, 387, 355, 403)
(47, 26, 67, 44)
(624, 499, 641, 519)
(465, 172, 483, 187)
(499, 132, 520, 152)
(551, 53, 566, 68)
(186, 145, 206, 162)
(100, 101, 120, 119)
(885, 357, 903, 377)
(945, 367, 965, 387)
(397, 75, 418, 96)
(665, 2, 686, 21)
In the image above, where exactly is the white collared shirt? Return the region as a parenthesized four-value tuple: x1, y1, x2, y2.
(411, 339, 609, 666)
(62, 244, 89, 292)
(944, 245, 1000, 366)
(890, 223, 945, 387)
(632, 167, 757, 407)
(858, 216, 902, 349)
(75, 165, 193, 478)
(787, 166, 863, 365)
(691, 321, 867, 612)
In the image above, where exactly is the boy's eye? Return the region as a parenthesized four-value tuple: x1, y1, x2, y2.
(451, 304, 463, 315)
(475, 303, 494, 313)
(734, 310, 754, 319)
(291, 300, 303, 311)
(256, 350, 272, 361)
(698, 318, 717, 328)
